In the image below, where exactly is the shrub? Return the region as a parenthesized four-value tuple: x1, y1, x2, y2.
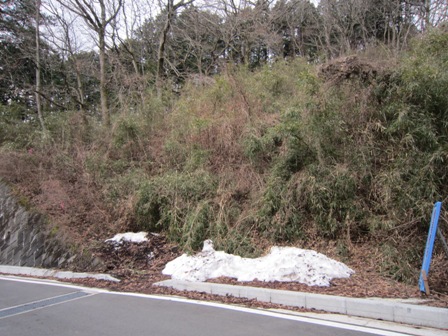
(135, 170, 217, 251)
(0, 104, 38, 148)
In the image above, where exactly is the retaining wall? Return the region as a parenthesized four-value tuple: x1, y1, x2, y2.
(0, 182, 75, 268)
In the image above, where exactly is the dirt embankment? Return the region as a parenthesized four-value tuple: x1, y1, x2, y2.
(67, 236, 447, 309)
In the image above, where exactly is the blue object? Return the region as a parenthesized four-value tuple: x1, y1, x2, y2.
(419, 201, 442, 293)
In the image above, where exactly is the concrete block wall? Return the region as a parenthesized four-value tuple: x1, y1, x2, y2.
(0, 182, 74, 269)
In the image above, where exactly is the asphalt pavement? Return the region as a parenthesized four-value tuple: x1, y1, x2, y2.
(156, 279, 448, 330)
(0, 276, 421, 336)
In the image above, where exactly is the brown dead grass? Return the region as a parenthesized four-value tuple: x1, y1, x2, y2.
(0, 148, 127, 251)
(1, 147, 447, 307)
(318, 55, 386, 85)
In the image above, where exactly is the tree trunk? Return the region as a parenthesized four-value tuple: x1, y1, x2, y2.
(424, 0, 431, 31)
(75, 60, 87, 125)
(99, 29, 110, 127)
(156, 0, 174, 99)
(35, 0, 46, 132)
(156, 0, 194, 98)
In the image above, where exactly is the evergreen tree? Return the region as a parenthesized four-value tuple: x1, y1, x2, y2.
(0, 0, 37, 106)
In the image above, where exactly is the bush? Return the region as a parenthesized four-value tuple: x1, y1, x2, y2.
(0, 104, 38, 148)
(3, 29, 448, 285)
(401, 28, 448, 137)
(135, 170, 217, 251)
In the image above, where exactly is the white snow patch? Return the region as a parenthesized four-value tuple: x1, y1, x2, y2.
(163, 240, 354, 287)
(105, 232, 148, 244)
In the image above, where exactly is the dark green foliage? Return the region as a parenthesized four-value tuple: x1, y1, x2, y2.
(0, 104, 38, 148)
(401, 29, 448, 138)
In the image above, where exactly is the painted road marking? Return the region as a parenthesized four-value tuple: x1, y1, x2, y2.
(0, 291, 92, 319)
(0, 275, 107, 293)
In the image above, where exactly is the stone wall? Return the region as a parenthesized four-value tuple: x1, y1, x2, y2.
(0, 182, 75, 268)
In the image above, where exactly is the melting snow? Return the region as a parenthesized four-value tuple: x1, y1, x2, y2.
(163, 240, 354, 287)
(105, 232, 148, 245)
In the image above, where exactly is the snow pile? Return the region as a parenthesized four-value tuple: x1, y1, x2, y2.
(105, 232, 148, 245)
(163, 240, 354, 287)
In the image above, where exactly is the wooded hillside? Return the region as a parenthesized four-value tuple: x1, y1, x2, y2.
(1, 0, 447, 289)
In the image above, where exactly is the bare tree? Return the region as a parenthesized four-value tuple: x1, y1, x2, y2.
(35, 0, 46, 132)
(271, 0, 321, 60)
(316, 0, 431, 58)
(108, 0, 153, 109)
(55, 0, 123, 127)
(415, 0, 448, 31)
(45, 2, 89, 123)
(156, 0, 194, 98)
(168, 6, 225, 77)
(113, 0, 145, 76)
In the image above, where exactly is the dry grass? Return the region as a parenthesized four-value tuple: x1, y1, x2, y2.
(1, 30, 448, 290)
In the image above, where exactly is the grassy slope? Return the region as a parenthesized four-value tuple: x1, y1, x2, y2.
(0, 29, 447, 288)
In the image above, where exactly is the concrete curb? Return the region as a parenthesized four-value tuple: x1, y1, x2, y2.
(155, 279, 448, 330)
(0, 265, 120, 282)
